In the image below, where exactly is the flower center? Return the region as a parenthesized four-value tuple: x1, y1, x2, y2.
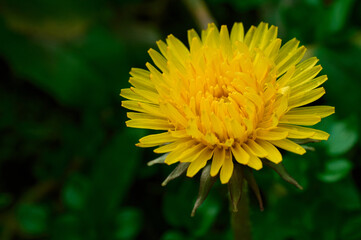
(176, 47, 277, 148)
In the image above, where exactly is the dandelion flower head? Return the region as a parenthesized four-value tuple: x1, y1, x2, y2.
(121, 22, 334, 184)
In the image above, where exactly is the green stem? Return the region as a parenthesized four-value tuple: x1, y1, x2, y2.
(231, 182, 252, 240)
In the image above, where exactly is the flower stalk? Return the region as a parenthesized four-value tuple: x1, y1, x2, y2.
(231, 181, 252, 240)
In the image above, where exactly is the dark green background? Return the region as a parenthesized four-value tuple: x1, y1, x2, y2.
(0, 0, 360, 239)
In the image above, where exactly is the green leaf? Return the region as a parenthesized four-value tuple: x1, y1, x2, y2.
(88, 128, 143, 213)
(163, 180, 197, 227)
(73, 26, 128, 90)
(280, 1, 324, 43)
(16, 203, 49, 235)
(326, 0, 355, 34)
(51, 214, 83, 240)
(341, 214, 361, 240)
(114, 207, 143, 240)
(0, 22, 123, 108)
(83, 128, 143, 238)
(0, 193, 12, 210)
(2, 0, 101, 21)
(191, 196, 220, 237)
(316, 46, 361, 117)
(323, 177, 361, 210)
(63, 174, 90, 211)
(161, 231, 187, 240)
(326, 118, 358, 156)
(317, 158, 352, 183)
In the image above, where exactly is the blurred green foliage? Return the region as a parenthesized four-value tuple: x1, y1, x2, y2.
(0, 0, 361, 239)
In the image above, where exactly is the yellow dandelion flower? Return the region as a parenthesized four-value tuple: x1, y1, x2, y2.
(121, 22, 334, 184)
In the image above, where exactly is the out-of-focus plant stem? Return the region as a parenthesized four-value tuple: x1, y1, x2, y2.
(231, 182, 252, 240)
(183, 0, 215, 30)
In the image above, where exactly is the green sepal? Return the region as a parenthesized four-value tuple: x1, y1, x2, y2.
(228, 164, 244, 212)
(301, 145, 315, 151)
(191, 164, 217, 217)
(263, 160, 303, 190)
(147, 153, 168, 166)
(244, 167, 264, 211)
(162, 162, 190, 186)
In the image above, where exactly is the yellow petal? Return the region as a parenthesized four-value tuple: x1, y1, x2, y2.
(248, 22, 268, 50)
(243, 146, 263, 170)
(186, 147, 214, 177)
(164, 141, 196, 164)
(161, 103, 187, 127)
(138, 132, 176, 147)
(269, 139, 306, 155)
(129, 67, 150, 79)
(220, 25, 232, 58)
(293, 57, 319, 77)
(138, 102, 165, 118)
(230, 22, 244, 43)
(277, 65, 295, 87)
(244, 139, 268, 158)
(127, 112, 162, 120)
(288, 65, 323, 88)
(286, 105, 335, 118)
(276, 46, 306, 77)
(179, 143, 207, 163)
(279, 114, 321, 126)
(204, 26, 220, 48)
(129, 76, 157, 93)
(288, 87, 325, 109)
(292, 75, 327, 97)
(264, 25, 278, 47)
(220, 150, 233, 184)
(166, 34, 190, 61)
(277, 125, 314, 139)
(121, 100, 142, 112)
(120, 88, 153, 103)
(146, 62, 169, 88)
(244, 89, 263, 110)
(263, 38, 281, 60)
(129, 68, 156, 92)
(154, 139, 192, 153)
(210, 147, 225, 176)
(156, 40, 168, 58)
(275, 38, 299, 70)
(256, 139, 282, 163)
(278, 124, 330, 140)
(187, 28, 201, 47)
(148, 48, 168, 73)
(126, 119, 172, 130)
(130, 87, 159, 104)
(170, 129, 189, 138)
(186, 118, 204, 139)
(190, 35, 203, 56)
(231, 143, 250, 164)
(256, 128, 288, 140)
(244, 26, 256, 47)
